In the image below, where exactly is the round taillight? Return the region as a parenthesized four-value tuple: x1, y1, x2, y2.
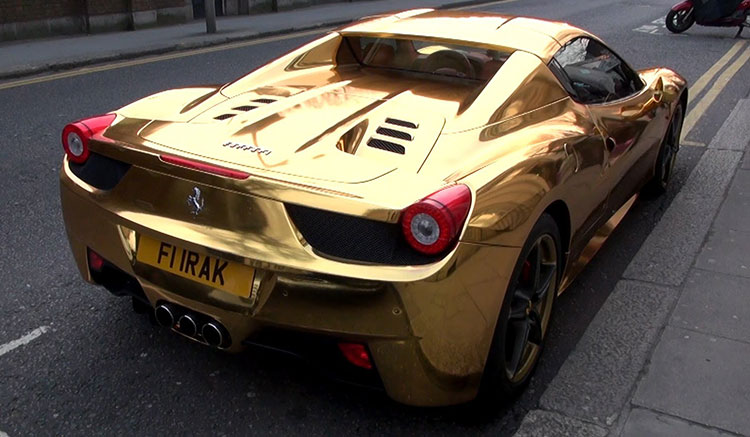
(62, 123, 88, 164)
(401, 184, 472, 255)
(66, 131, 84, 157)
(61, 114, 116, 164)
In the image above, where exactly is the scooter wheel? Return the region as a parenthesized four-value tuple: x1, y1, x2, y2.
(666, 9, 695, 33)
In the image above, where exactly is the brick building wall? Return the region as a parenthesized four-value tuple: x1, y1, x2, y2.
(87, 0, 130, 15)
(0, 0, 84, 24)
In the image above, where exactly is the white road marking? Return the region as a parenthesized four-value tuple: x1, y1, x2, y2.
(0, 430, 9, 437)
(634, 16, 669, 35)
(682, 140, 706, 147)
(0, 326, 49, 357)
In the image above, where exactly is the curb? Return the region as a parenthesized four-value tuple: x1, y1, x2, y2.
(0, 0, 502, 81)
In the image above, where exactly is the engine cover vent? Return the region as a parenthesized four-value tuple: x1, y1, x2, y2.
(214, 113, 236, 120)
(376, 127, 413, 141)
(367, 138, 405, 154)
(233, 105, 258, 112)
(385, 118, 418, 129)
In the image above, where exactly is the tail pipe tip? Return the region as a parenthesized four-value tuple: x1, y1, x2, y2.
(177, 314, 198, 337)
(154, 304, 175, 328)
(202, 322, 225, 348)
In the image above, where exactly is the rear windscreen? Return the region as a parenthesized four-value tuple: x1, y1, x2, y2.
(340, 36, 511, 81)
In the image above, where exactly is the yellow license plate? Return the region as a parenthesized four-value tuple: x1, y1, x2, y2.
(136, 235, 254, 298)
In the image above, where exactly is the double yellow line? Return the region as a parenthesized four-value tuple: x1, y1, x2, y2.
(682, 39, 750, 142)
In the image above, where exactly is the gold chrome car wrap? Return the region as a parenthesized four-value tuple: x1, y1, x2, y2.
(59, 10, 687, 406)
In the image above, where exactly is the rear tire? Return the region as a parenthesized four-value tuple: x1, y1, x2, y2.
(477, 213, 561, 407)
(644, 102, 684, 197)
(666, 9, 695, 33)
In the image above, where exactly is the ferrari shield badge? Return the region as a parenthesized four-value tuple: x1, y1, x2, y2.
(187, 187, 205, 215)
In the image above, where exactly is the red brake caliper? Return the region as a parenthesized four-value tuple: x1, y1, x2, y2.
(521, 260, 532, 286)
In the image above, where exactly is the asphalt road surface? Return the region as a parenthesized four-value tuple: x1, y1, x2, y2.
(1, 0, 749, 435)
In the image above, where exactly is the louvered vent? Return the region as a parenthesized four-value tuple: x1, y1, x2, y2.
(385, 118, 418, 129)
(253, 98, 276, 104)
(233, 105, 257, 112)
(376, 127, 413, 141)
(367, 138, 405, 154)
(366, 118, 417, 154)
(215, 113, 236, 121)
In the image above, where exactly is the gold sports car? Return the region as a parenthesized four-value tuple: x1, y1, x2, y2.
(59, 9, 686, 406)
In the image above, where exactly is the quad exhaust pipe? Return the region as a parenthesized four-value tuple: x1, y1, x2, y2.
(201, 322, 225, 348)
(153, 302, 229, 349)
(154, 304, 175, 327)
(177, 314, 197, 337)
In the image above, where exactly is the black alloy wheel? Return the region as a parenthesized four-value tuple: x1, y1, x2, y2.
(666, 9, 695, 33)
(645, 103, 684, 196)
(478, 213, 561, 405)
(504, 233, 557, 383)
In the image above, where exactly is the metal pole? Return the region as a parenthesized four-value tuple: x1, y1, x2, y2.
(205, 0, 217, 34)
(127, 0, 135, 30)
(83, 0, 91, 33)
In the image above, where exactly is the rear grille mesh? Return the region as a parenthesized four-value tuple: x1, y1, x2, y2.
(367, 138, 405, 154)
(285, 204, 441, 265)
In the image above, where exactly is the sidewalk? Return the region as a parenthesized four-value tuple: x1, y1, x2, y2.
(516, 99, 750, 436)
(0, 0, 493, 80)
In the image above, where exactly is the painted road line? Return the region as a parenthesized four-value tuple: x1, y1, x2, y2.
(682, 140, 706, 147)
(689, 40, 746, 102)
(634, 16, 666, 35)
(683, 41, 750, 140)
(0, 326, 49, 357)
(0, 430, 8, 437)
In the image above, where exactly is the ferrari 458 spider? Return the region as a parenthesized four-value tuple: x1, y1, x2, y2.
(59, 9, 686, 406)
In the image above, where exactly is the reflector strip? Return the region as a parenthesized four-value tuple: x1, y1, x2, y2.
(160, 155, 250, 179)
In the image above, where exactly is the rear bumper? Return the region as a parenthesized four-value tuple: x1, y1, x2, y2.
(59, 159, 520, 406)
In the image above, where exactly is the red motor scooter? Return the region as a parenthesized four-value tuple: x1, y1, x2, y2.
(666, 0, 750, 36)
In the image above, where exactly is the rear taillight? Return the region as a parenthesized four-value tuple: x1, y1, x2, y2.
(401, 184, 472, 255)
(338, 342, 373, 370)
(87, 248, 105, 272)
(61, 114, 116, 164)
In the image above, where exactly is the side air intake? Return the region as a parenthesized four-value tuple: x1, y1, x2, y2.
(214, 96, 280, 121)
